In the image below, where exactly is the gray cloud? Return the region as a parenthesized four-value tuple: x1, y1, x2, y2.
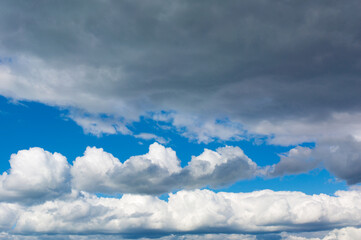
(0, 0, 361, 143)
(269, 137, 361, 184)
(268, 146, 320, 177)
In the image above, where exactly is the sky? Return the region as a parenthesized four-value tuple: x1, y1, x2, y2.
(0, 0, 361, 239)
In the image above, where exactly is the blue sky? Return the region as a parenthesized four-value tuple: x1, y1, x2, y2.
(0, 96, 347, 196)
(1, 1, 361, 239)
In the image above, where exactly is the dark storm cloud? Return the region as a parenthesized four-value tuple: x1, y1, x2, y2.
(0, 0, 361, 144)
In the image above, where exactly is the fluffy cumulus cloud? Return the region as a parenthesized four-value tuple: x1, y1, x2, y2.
(0, 143, 255, 197)
(0, 0, 361, 144)
(0, 146, 361, 238)
(0, 148, 71, 202)
(71, 143, 257, 194)
(0, 189, 360, 237)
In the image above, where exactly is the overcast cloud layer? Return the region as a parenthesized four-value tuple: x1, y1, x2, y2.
(0, 0, 361, 144)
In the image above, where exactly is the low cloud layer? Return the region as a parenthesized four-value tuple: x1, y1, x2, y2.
(1, 189, 361, 237)
(1, 1, 361, 144)
(0, 145, 360, 238)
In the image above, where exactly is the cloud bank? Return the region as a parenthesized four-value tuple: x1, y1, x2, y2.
(1, 189, 361, 237)
(0, 145, 360, 238)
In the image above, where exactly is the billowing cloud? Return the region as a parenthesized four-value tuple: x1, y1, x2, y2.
(0, 189, 359, 237)
(0, 1, 361, 144)
(0, 148, 71, 202)
(71, 143, 257, 194)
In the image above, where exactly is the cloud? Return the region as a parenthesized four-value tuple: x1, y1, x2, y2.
(71, 143, 257, 194)
(282, 226, 361, 240)
(269, 137, 361, 184)
(0, 232, 256, 240)
(0, 189, 359, 236)
(0, 148, 71, 203)
(0, 202, 19, 231)
(134, 133, 169, 144)
(70, 113, 131, 137)
(1, 1, 361, 144)
(268, 146, 320, 177)
(316, 137, 361, 185)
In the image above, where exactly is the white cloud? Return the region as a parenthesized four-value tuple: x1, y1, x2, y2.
(169, 113, 245, 144)
(0, 202, 20, 231)
(0, 189, 359, 236)
(134, 133, 169, 144)
(0, 148, 71, 202)
(0, 232, 256, 240)
(70, 146, 122, 193)
(323, 227, 361, 240)
(282, 226, 361, 240)
(70, 113, 131, 136)
(71, 143, 257, 194)
(187, 146, 257, 184)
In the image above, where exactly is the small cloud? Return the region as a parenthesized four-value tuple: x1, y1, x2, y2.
(69, 112, 132, 137)
(134, 133, 169, 144)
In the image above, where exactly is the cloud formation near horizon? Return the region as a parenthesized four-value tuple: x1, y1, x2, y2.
(0, 143, 360, 238)
(1, 188, 361, 237)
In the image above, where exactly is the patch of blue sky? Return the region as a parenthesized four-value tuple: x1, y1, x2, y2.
(213, 169, 347, 195)
(0, 96, 344, 195)
(0, 96, 147, 170)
